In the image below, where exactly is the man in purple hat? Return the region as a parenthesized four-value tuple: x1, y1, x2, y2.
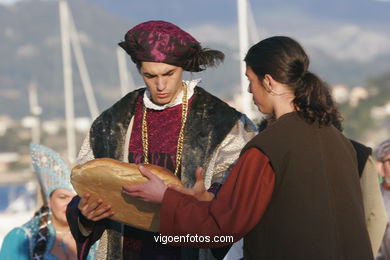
(66, 20, 256, 260)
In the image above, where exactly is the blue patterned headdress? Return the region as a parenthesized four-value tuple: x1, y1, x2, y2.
(29, 143, 74, 202)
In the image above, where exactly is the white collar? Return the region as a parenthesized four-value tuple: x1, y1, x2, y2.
(143, 79, 201, 110)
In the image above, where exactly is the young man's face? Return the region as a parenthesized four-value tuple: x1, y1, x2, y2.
(140, 62, 184, 105)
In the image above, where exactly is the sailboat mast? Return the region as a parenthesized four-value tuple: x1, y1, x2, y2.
(68, 9, 99, 119)
(59, 0, 76, 163)
(28, 82, 42, 144)
(237, 0, 254, 119)
(116, 47, 131, 97)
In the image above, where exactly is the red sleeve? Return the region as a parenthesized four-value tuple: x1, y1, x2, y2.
(160, 148, 275, 247)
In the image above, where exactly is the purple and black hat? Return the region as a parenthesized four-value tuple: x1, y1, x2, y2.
(118, 20, 224, 72)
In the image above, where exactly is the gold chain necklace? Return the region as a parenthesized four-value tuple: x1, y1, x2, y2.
(141, 82, 188, 176)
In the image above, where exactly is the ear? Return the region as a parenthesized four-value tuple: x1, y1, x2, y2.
(263, 74, 273, 92)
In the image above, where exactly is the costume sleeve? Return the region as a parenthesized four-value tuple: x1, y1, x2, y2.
(203, 114, 257, 189)
(361, 156, 387, 257)
(66, 196, 106, 260)
(0, 227, 29, 260)
(160, 148, 275, 248)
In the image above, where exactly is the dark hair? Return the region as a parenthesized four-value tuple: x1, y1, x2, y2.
(182, 46, 225, 72)
(244, 36, 342, 127)
(32, 205, 50, 259)
(257, 114, 276, 132)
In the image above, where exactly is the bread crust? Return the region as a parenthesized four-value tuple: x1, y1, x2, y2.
(71, 158, 183, 232)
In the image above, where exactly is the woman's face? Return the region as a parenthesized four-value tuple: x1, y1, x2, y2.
(245, 66, 273, 114)
(49, 188, 75, 226)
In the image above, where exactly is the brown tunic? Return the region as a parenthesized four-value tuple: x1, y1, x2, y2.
(241, 112, 373, 260)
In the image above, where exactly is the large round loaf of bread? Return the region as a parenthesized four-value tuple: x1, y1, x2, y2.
(71, 158, 183, 232)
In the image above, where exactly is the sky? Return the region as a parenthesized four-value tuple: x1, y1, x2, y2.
(0, 0, 19, 4)
(1, 0, 389, 82)
(2, 0, 389, 59)
(84, 0, 390, 25)
(77, 0, 390, 66)
(86, 0, 390, 26)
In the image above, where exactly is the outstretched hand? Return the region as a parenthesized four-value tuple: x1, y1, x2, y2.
(168, 167, 215, 201)
(122, 165, 167, 204)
